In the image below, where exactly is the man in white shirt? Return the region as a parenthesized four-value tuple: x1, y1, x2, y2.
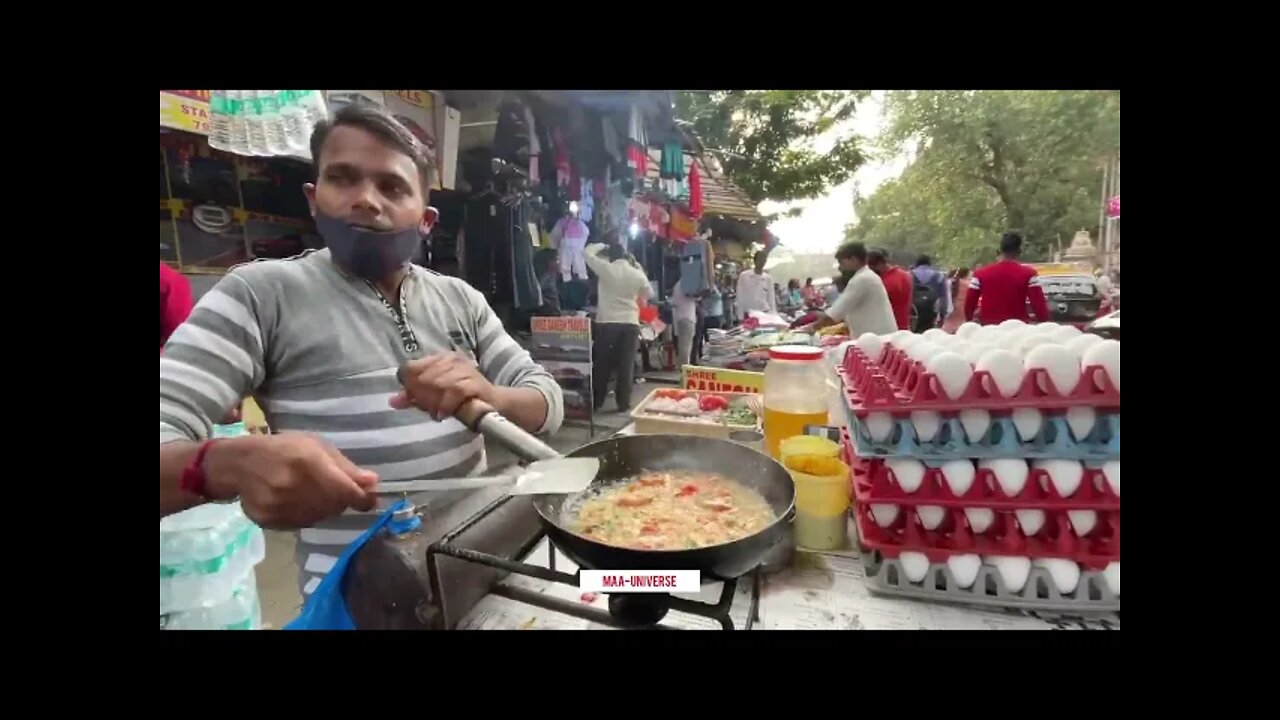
(583, 238, 652, 411)
(735, 250, 776, 321)
(806, 242, 897, 336)
(671, 289, 699, 367)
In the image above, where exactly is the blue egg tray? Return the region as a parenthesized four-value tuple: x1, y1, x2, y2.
(845, 406, 1120, 461)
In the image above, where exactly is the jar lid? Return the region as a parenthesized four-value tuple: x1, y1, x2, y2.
(768, 345, 824, 362)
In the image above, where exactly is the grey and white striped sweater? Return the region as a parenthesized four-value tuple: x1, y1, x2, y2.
(159, 249, 564, 596)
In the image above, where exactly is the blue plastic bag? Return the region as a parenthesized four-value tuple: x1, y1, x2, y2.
(284, 500, 412, 631)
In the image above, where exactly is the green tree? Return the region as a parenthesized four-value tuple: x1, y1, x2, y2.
(675, 90, 869, 204)
(849, 90, 1120, 266)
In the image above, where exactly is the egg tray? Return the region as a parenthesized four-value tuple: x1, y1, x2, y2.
(858, 550, 1121, 613)
(839, 346, 1121, 415)
(844, 404, 1120, 461)
(846, 440, 1121, 512)
(853, 500, 1120, 566)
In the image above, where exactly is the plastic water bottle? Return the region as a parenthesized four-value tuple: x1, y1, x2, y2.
(259, 90, 291, 155)
(226, 91, 253, 157)
(163, 571, 262, 630)
(247, 90, 275, 155)
(160, 501, 266, 614)
(208, 91, 233, 152)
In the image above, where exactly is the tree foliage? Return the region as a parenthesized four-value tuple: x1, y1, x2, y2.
(674, 90, 869, 204)
(847, 91, 1120, 268)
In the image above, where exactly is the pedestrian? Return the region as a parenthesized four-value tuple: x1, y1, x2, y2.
(735, 250, 777, 320)
(910, 254, 949, 332)
(941, 267, 971, 333)
(964, 231, 1050, 324)
(584, 231, 652, 412)
(803, 242, 897, 336)
(868, 248, 914, 331)
(160, 261, 194, 352)
(671, 287, 698, 368)
(801, 277, 818, 306)
(160, 102, 564, 598)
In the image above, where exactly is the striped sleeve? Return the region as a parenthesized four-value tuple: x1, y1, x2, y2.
(464, 287, 564, 435)
(160, 273, 268, 445)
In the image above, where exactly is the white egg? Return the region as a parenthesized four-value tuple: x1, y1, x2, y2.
(986, 556, 1032, 593)
(1082, 339, 1121, 391)
(1001, 326, 1032, 349)
(1035, 459, 1084, 498)
(964, 508, 995, 533)
(1066, 406, 1097, 440)
(1067, 510, 1097, 537)
(894, 334, 922, 354)
(1064, 333, 1105, 357)
(1027, 322, 1059, 337)
(863, 412, 895, 443)
(940, 460, 976, 497)
(1102, 461, 1120, 496)
(870, 503, 900, 528)
(981, 458, 1029, 497)
(1103, 562, 1120, 596)
(1049, 324, 1083, 343)
(976, 349, 1025, 397)
(949, 339, 971, 355)
(888, 330, 913, 343)
(1011, 407, 1043, 440)
(1015, 509, 1046, 536)
(972, 325, 1004, 345)
(922, 328, 949, 343)
(854, 332, 885, 362)
(907, 341, 943, 364)
(960, 343, 991, 366)
(917, 506, 947, 530)
(999, 319, 1027, 330)
(911, 411, 942, 442)
(946, 554, 981, 589)
(1025, 344, 1082, 395)
(887, 458, 927, 493)
(959, 409, 991, 442)
(899, 552, 930, 583)
(956, 321, 981, 339)
(1014, 334, 1057, 359)
(926, 351, 974, 400)
(1034, 559, 1081, 595)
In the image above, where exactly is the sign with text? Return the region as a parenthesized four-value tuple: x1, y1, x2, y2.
(531, 316, 593, 423)
(682, 365, 764, 394)
(160, 90, 212, 135)
(580, 570, 701, 593)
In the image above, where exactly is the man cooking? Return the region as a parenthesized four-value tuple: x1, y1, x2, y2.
(159, 102, 564, 598)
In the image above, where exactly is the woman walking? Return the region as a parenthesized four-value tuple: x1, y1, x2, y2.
(942, 267, 972, 333)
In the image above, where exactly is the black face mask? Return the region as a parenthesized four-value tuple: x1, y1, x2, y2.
(840, 268, 857, 282)
(315, 212, 422, 280)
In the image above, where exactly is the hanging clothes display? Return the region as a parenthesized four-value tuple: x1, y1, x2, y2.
(688, 163, 704, 218)
(511, 199, 543, 311)
(568, 164, 581, 202)
(601, 117, 622, 161)
(552, 128, 571, 189)
(578, 178, 595, 223)
(669, 207, 697, 242)
(523, 105, 541, 184)
(493, 100, 531, 166)
(552, 214, 590, 281)
(625, 103, 649, 176)
(679, 236, 712, 296)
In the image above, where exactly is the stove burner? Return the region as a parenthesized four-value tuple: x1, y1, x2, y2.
(425, 493, 760, 630)
(608, 594, 671, 626)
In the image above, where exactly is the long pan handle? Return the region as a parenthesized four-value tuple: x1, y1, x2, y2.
(396, 362, 560, 463)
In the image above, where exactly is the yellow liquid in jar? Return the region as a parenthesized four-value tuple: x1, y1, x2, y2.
(763, 407, 829, 459)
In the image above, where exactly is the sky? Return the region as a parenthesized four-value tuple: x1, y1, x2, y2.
(756, 91, 910, 257)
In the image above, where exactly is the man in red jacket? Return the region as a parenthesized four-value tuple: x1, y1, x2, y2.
(160, 262, 194, 352)
(965, 231, 1050, 325)
(868, 248, 913, 331)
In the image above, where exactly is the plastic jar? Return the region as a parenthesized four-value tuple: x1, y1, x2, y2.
(782, 452, 851, 550)
(763, 346, 828, 458)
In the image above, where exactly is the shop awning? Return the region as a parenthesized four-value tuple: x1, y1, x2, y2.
(644, 148, 762, 223)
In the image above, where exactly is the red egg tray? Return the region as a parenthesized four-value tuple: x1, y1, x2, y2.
(840, 346, 1120, 417)
(853, 502, 1119, 569)
(846, 444, 1120, 512)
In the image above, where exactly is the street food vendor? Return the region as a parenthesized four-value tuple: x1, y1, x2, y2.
(159, 102, 564, 598)
(801, 241, 896, 336)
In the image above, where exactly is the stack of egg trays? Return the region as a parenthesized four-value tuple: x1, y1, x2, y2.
(837, 346, 1120, 460)
(839, 417, 1121, 612)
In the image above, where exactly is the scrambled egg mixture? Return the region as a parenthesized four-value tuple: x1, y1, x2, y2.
(571, 471, 775, 550)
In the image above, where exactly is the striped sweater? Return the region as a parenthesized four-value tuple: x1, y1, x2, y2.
(159, 249, 564, 596)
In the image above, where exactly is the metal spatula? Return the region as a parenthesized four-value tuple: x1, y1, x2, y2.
(374, 457, 601, 496)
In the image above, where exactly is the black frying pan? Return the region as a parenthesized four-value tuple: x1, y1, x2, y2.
(452, 400, 795, 582)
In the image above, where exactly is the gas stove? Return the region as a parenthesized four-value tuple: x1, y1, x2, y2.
(426, 493, 761, 630)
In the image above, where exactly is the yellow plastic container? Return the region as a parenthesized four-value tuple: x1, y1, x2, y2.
(780, 435, 841, 463)
(782, 450, 851, 550)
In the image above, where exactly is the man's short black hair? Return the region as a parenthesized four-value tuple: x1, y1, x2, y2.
(999, 231, 1023, 256)
(754, 250, 768, 263)
(310, 101, 436, 190)
(836, 241, 868, 262)
(867, 247, 889, 265)
(915, 254, 932, 267)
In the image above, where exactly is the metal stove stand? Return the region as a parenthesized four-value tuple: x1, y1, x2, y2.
(426, 493, 760, 630)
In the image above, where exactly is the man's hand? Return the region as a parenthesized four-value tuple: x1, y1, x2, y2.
(392, 352, 496, 421)
(203, 433, 378, 530)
